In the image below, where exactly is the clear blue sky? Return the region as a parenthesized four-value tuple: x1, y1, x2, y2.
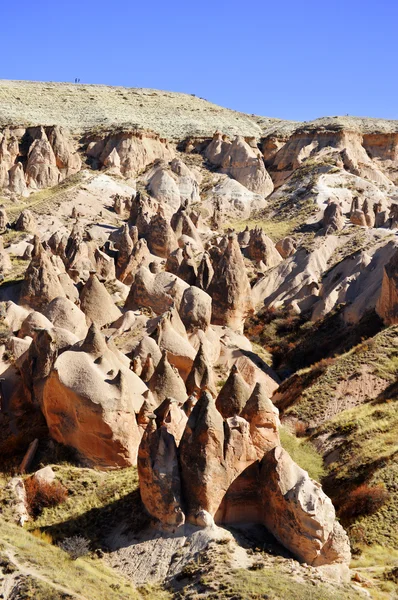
(2, 0, 397, 121)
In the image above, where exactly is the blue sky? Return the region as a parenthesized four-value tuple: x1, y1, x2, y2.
(2, 0, 397, 121)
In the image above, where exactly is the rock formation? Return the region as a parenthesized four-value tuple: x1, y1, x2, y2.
(80, 272, 121, 327)
(209, 234, 253, 331)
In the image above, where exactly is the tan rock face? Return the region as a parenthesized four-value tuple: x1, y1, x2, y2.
(179, 286, 212, 332)
(0, 206, 9, 230)
(25, 128, 60, 189)
(41, 326, 147, 467)
(323, 202, 344, 233)
(15, 209, 37, 233)
(125, 267, 189, 314)
(264, 128, 393, 188)
(47, 125, 81, 177)
(148, 351, 187, 405)
(138, 386, 349, 567)
(275, 236, 296, 258)
(151, 310, 196, 381)
(241, 382, 280, 459)
(94, 130, 174, 178)
(138, 420, 185, 528)
(43, 297, 87, 339)
(247, 228, 282, 267)
(350, 209, 367, 227)
(216, 364, 251, 418)
(147, 209, 178, 258)
(179, 392, 226, 518)
(19, 244, 67, 310)
(80, 272, 121, 327)
(206, 133, 274, 196)
(209, 234, 253, 331)
(376, 248, 398, 324)
(186, 342, 217, 397)
(260, 446, 350, 566)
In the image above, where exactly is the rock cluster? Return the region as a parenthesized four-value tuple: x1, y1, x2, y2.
(137, 386, 350, 567)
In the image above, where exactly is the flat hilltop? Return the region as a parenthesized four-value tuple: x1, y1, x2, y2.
(0, 79, 280, 139)
(2, 80, 398, 140)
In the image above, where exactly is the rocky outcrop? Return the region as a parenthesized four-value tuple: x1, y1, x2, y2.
(206, 133, 274, 196)
(41, 324, 147, 467)
(80, 272, 121, 327)
(0, 206, 9, 230)
(89, 130, 174, 178)
(376, 247, 398, 324)
(43, 297, 87, 339)
(148, 351, 187, 405)
(47, 125, 81, 177)
(138, 389, 350, 567)
(25, 127, 60, 189)
(179, 285, 212, 332)
(209, 234, 253, 331)
(323, 202, 344, 233)
(19, 242, 67, 310)
(216, 364, 251, 418)
(125, 267, 189, 314)
(147, 208, 178, 258)
(260, 446, 351, 566)
(247, 228, 282, 267)
(138, 420, 185, 528)
(15, 209, 37, 233)
(151, 309, 196, 380)
(275, 236, 296, 258)
(186, 342, 216, 397)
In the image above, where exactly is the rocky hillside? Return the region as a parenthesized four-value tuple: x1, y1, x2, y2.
(0, 80, 398, 599)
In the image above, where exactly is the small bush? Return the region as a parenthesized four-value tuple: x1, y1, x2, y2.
(340, 484, 390, 520)
(294, 421, 308, 437)
(59, 535, 90, 560)
(31, 529, 53, 544)
(24, 477, 67, 518)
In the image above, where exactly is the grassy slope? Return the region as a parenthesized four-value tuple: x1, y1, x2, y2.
(0, 519, 159, 600)
(279, 326, 398, 424)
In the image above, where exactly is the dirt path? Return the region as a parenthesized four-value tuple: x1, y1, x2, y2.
(2, 545, 88, 600)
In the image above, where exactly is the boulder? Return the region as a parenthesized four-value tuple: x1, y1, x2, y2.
(43, 297, 87, 339)
(179, 285, 212, 332)
(275, 236, 296, 258)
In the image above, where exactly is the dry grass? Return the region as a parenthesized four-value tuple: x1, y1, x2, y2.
(282, 326, 398, 424)
(0, 518, 166, 600)
(0, 79, 267, 139)
(225, 217, 295, 242)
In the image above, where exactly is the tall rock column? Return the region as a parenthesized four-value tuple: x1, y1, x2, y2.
(209, 234, 253, 331)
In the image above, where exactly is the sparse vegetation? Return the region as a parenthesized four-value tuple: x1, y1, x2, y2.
(0, 518, 166, 600)
(279, 426, 325, 481)
(59, 535, 91, 560)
